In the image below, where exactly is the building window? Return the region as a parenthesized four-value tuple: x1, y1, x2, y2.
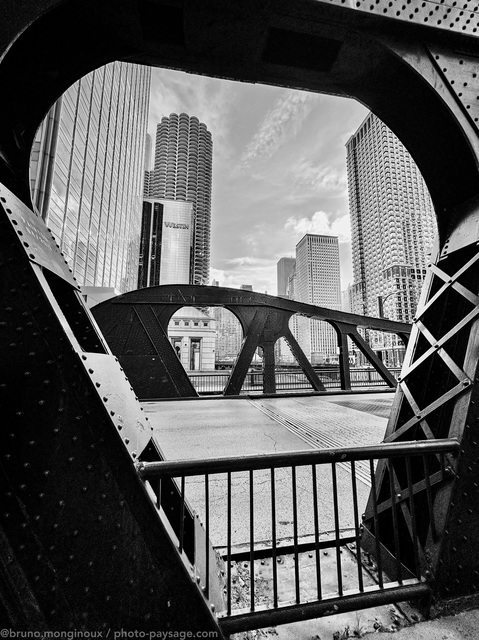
(171, 337, 182, 359)
(190, 338, 201, 370)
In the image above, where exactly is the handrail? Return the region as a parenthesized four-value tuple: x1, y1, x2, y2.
(138, 436, 459, 633)
(138, 438, 459, 477)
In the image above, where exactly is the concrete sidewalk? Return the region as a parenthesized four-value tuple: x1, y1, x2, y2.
(142, 393, 479, 640)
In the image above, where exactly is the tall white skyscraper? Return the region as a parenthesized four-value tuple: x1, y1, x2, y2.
(346, 112, 437, 364)
(289, 234, 341, 362)
(30, 62, 151, 293)
(149, 113, 213, 285)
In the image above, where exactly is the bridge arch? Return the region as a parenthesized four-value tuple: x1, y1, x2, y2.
(92, 284, 409, 397)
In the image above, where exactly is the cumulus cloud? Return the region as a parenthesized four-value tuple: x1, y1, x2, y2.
(284, 211, 351, 243)
(211, 257, 277, 294)
(238, 91, 316, 171)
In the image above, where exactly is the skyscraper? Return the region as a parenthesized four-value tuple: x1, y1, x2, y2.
(276, 257, 296, 297)
(143, 133, 153, 197)
(149, 113, 213, 285)
(138, 199, 193, 288)
(30, 61, 151, 293)
(290, 234, 341, 362)
(346, 112, 437, 364)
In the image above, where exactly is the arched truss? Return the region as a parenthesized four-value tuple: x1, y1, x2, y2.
(92, 284, 410, 397)
(1, 0, 479, 629)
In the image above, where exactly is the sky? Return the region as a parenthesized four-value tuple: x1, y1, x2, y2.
(148, 68, 369, 295)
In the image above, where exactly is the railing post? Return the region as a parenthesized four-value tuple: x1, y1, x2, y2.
(332, 322, 352, 391)
(262, 339, 276, 394)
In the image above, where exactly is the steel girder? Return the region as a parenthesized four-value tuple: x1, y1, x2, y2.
(1, 0, 479, 627)
(92, 285, 409, 397)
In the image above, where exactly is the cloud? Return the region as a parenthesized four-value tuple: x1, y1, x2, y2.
(148, 68, 236, 161)
(211, 257, 277, 294)
(238, 90, 316, 172)
(291, 160, 347, 196)
(284, 211, 351, 243)
(225, 256, 273, 266)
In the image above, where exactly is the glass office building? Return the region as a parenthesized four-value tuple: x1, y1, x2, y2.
(30, 61, 151, 293)
(138, 199, 193, 287)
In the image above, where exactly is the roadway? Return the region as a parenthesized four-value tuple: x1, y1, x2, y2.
(142, 392, 393, 548)
(142, 392, 479, 640)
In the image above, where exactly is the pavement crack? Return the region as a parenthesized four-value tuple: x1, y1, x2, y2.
(263, 431, 279, 451)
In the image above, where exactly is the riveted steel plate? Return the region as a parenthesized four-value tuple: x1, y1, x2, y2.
(440, 195, 479, 257)
(0, 182, 79, 289)
(320, 0, 479, 38)
(79, 352, 155, 459)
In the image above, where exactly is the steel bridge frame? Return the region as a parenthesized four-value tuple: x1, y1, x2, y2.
(92, 284, 410, 398)
(2, 0, 479, 632)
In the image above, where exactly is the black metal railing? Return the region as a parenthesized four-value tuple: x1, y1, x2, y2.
(189, 367, 401, 395)
(138, 438, 458, 635)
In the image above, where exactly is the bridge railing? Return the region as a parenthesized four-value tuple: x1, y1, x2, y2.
(189, 367, 402, 395)
(139, 438, 458, 635)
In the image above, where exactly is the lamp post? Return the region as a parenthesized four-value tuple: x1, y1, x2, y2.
(377, 289, 404, 318)
(377, 289, 406, 367)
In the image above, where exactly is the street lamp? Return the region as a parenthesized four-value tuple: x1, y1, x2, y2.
(377, 289, 404, 318)
(377, 289, 407, 368)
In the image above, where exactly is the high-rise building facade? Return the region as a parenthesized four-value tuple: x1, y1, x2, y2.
(138, 199, 193, 288)
(277, 257, 296, 297)
(213, 306, 243, 365)
(290, 234, 341, 362)
(30, 61, 151, 293)
(346, 112, 437, 364)
(149, 113, 213, 285)
(143, 133, 153, 197)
